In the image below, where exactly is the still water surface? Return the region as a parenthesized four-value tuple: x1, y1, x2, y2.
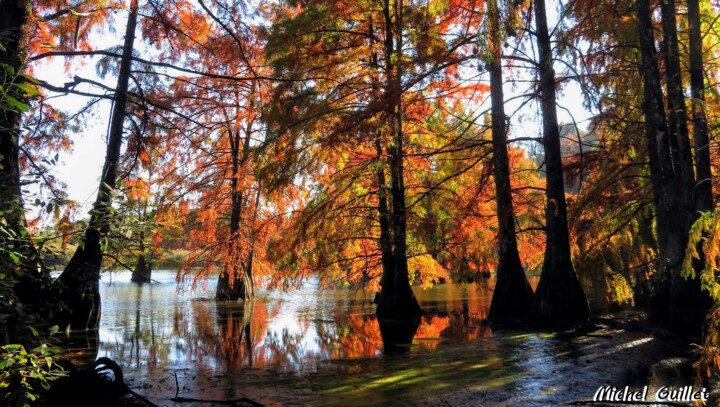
(63, 271, 675, 405)
(96, 271, 497, 372)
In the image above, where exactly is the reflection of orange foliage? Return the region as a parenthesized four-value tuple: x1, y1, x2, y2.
(415, 315, 450, 349)
(218, 302, 270, 369)
(334, 314, 384, 359)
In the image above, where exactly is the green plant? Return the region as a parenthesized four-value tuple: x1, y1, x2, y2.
(0, 341, 68, 407)
(684, 209, 720, 380)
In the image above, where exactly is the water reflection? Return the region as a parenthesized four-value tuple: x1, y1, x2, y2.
(92, 271, 501, 375)
(379, 320, 420, 354)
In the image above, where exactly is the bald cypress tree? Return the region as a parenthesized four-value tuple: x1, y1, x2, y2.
(486, 0, 533, 324)
(530, 0, 590, 327)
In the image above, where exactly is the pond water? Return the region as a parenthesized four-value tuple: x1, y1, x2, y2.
(90, 271, 499, 371)
(61, 271, 693, 406)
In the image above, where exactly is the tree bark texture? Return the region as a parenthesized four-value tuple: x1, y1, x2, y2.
(486, 0, 534, 325)
(0, 0, 58, 340)
(57, 0, 139, 330)
(131, 253, 152, 283)
(659, 0, 695, 211)
(216, 113, 255, 301)
(687, 0, 713, 211)
(375, 0, 421, 320)
(530, 0, 590, 327)
(637, 0, 710, 336)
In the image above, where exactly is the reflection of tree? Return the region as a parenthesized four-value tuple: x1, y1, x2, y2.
(130, 284, 157, 369)
(322, 314, 384, 359)
(262, 327, 310, 370)
(188, 301, 271, 370)
(415, 315, 450, 350)
(96, 281, 504, 376)
(215, 302, 257, 368)
(379, 319, 420, 355)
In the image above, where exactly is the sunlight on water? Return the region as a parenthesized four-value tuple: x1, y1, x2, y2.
(92, 271, 502, 375)
(57, 272, 684, 406)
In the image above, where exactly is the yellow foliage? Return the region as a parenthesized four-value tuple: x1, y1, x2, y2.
(408, 254, 449, 288)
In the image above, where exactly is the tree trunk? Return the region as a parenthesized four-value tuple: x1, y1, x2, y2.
(659, 0, 695, 209)
(378, 112, 421, 319)
(0, 0, 56, 341)
(131, 228, 152, 283)
(131, 253, 152, 283)
(688, 0, 713, 211)
(530, 0, 589, 327)
(376, 0, 421, 320)
(0, 1, 28, 245)
(0, 0, 30, 272)
(375, 138, 394, 284)
(216, 114, 255, 301)
(369, 23, 394, 289)
(56, 0, 139, 330)
(660, 0, 712, 335)
(216, 130, 245, 300)
(637, 0, 710, 336)
(487, 0, 534, 325)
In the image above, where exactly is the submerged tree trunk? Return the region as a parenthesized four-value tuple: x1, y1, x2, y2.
(378, 318, 420, 354)
(216, 131, 246, 300)
(217, 116, 255, 301)
(637, 0, 710, 336)
(688, 0, 713, 212)
(131, 253, 152, 283)
(131, 227, 152, 283)
(56, 0, 139, 330)
(530, 0, 589, 327)
(378, 113, 421, 319)
(487, 0, 534, 324)
(375, 0, 421, 320)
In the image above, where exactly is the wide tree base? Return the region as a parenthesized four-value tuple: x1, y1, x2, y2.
(531, 262, 589, 329)
(216, 272, 251, 301)
(130, 255, 152, 283)
(379, 318, 420, 354)
(55, 229, 103, 330)
(376, 289, 422, 320)
(650, 269, 712, 338)
(488, 261, 534, 325)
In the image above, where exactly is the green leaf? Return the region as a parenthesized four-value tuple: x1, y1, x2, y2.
(19, 74, 41, 85)
(48, 326, 59, 336)
(8, 252, 19, 264)
(1, 63, 15, 76)
(27, 327, 38, 337)
(4, 95, 29, 112)
(14, 84, 39, 97)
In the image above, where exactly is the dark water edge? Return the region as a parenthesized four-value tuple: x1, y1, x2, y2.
(56, 271, 710, 406)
